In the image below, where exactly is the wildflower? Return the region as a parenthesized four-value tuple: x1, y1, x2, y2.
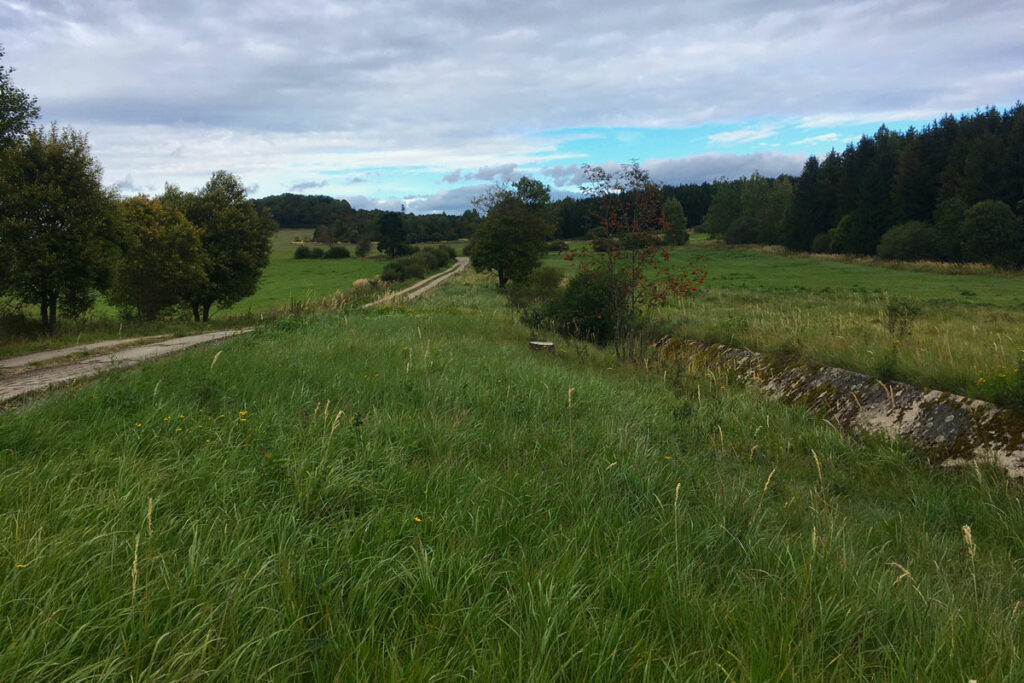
(664, 456, 672, 460)
(179, 414, 185, 418)
(240, 411, 248, 416)
(414, 517, 422, 523)
(176, 428, 182, 432)
(16, 564, 26, 568)
(163, 417, 170, 421)
(135, 423, 142, 428)
(240, 418, 247, 422)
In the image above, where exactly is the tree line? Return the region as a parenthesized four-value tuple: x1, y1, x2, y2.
(254, 193, 482, 245)
(0, 47, 276, 333)
(698, 103, 1024, 267)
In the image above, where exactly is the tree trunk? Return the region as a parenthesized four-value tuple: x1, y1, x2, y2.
(40, 302, 48, 331)
(46, 295, 58, 335)
(497, 268, 507, 288)
(202, 302, 212, 322)
(191, 302, 200, 322)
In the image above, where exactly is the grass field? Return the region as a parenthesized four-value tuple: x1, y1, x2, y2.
(2, 270, 1024, 679)
(544, 241, 1024, 404)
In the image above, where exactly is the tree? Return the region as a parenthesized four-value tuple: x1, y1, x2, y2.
(163, 171, 276, 322)
(876, 221, 941, 261)
(0, 125, 120, 333)
(577, 162, 704, 360)
(662, 196, 689, 244)
(468, 177, 554, 287)
(0, 46, 39, 151)
(376, 212, 407, 258)
(110, 197, 207, 321)
(961, 200, 1023, 268)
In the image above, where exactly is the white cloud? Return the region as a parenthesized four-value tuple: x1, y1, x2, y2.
(645, 153, 807, 184)
(2, 0, 1021, 205)
(708, 127, 778, 145)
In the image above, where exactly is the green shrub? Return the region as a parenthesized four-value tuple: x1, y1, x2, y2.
(325, 245, 351, 259)
(876, 221, 941, 261)
(355, 237, 372, 257)
(309, 247, 325, 259)
(538, 268, 621, 344)
(294, 245, 312, 259)
(378, 246, 455, 282)
(810, 232, 832, 253)
(547, 239, 569, 252)
(504, 265, 564, 310)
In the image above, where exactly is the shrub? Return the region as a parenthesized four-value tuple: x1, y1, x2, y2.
(310, 247, 325, 259)
(876, 221, 941, 261)
(294, 245, 312, 259)
(962, 200, 1023, 268)
(504, 265, 564, 310)
(379, 246, 455, 282)
(538, 268, 621, 344)
(810, 232, 832, 253)
(325, 245, 350, 259)
(355, 237, 372, 257)
(547, 240, 569, 252)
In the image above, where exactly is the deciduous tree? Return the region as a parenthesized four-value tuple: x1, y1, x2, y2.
(576, 162, 705, 360)
(0, 125, 119, 333)
(0, 46, 39, 151)
(468, 177, 554, 287)
(163, 171, 276, 322)
(110, 196, 207, 321)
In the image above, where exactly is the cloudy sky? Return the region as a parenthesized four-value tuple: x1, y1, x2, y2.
(2, 0, 1022, 212)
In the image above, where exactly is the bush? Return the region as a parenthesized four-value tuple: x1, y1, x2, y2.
(325, 245, 350, 259)
(355, 237, 372, 257)
(538, 268, 621, 344)
(962, 200, 1023, 268)
(310, 247, 325, 259)
(547, 240, 569, 252)
(810, 232, 832, 253)
(504, 265, 564, 310)
(876, 221, 940, 261)
(379, 246, 455, 282)
(294, 245, 312, 259)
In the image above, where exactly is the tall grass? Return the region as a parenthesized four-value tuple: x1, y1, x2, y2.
(2, 271, 1023, 679)
(544, 243, 1024, 403)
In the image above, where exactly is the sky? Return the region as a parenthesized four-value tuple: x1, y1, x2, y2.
(2, 0, 1022, 213)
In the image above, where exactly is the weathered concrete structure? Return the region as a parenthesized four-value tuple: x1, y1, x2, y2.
(659, 339, 1024, 478)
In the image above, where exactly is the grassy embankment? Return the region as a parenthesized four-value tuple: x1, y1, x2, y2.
(544, 239, 1024, 403)
(2, 270, 1023, 679)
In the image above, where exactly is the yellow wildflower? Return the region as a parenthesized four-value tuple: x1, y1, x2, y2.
(414, 517, 422, 523)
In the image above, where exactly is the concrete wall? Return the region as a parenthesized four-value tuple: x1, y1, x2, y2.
(659, 339, 1024, 479)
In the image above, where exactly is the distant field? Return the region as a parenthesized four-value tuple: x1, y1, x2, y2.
(544, 241, 1024, 402)
(3, 270, 1024, 678)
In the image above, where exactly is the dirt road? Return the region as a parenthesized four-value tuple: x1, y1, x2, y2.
(0, 258, 471, 405)
(0, 329, 252, 405)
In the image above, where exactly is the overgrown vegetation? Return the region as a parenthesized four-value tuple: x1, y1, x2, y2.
(3, 273, 1024, 678)
(380, 245, 457, 282)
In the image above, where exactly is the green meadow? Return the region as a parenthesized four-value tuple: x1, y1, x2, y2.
(2, 270, 1024, 679)
(545, 241, 1024, 403)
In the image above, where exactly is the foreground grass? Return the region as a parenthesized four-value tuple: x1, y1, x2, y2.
(544, 242, 1024, 403)
(2, 272, 1024, 679)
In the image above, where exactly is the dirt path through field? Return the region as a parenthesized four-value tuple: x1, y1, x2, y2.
(0, 329, 252, 405)
(0, 258, 470, 405)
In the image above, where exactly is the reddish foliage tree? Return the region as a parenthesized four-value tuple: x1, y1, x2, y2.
(568, 161, 706, 359)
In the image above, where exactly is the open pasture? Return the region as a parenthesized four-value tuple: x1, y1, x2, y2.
(545, 242, 1024, 403)
(2, 272, 1024, 679)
